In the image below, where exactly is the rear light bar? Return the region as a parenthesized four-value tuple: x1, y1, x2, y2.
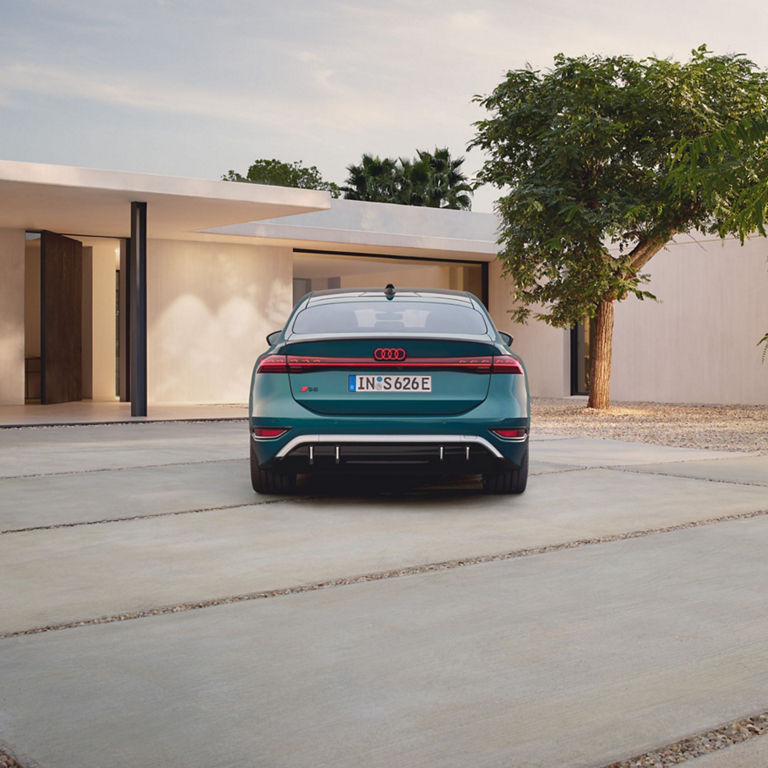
(256, 355, 290, 373)
(251, 426, 290, 439)
(491, 356, 524, 374)
(256, 355, 523, 374)
(490, 427, 528, 439)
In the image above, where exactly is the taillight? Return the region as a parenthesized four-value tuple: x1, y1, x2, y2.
(256, 355, 289, 373)
(491, 427, 527, 439)
(284, 356, 493, 372)
(251, 426, 290, 438)
(491, 356, 523, 374)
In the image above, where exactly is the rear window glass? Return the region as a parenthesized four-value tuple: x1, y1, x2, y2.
(291, 301, 488, 335)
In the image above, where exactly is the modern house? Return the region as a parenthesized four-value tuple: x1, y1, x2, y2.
(0, 159, 766, 414)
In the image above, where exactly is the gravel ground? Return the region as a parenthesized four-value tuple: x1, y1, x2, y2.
(600, 712, 768, 767)
(532, 398, 768, 454)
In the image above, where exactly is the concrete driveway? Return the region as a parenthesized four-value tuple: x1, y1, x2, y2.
(1, 421, 767, 767)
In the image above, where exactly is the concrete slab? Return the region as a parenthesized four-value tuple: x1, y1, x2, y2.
(0, 421, 246, 477)
(683, 735, 768, 767)
(2, 467, 767, 634)
(2, 517, 768, 768)
(0, 460, 258, 531)
(533, 437, 745, 468)
(618, 455, 768, 487)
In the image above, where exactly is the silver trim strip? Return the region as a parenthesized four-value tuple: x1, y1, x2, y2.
(275, 434, 507, 459)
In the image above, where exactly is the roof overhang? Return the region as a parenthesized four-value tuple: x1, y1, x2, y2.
(204, 198, 500, 261)
(0, 160, 331, 239)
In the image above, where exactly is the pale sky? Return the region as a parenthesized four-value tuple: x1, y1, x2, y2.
(1, 0, 767, 212)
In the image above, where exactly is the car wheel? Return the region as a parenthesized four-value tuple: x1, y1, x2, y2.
(250, 442, 296, 494)
(482, 444, 528, 494)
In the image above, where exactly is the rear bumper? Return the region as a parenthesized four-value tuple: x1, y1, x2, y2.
(254, 431, 527, 474)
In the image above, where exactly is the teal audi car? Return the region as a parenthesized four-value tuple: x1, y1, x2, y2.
(249, 286, 530, 494)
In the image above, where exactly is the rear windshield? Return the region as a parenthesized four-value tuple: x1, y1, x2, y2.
(291, 301, 488, 335)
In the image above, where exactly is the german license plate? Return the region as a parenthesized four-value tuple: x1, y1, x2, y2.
(348, 374, 432, 392)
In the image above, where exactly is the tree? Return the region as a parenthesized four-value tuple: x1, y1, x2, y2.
(341, 154, 401, 203)
(341, 148, 472, 209)
(223, 159, 340, 197)
(470, 46, 768, 408)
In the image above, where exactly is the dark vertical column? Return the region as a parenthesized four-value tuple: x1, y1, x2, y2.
(129, 202, 147, 417)
(481, 261, 489, 309)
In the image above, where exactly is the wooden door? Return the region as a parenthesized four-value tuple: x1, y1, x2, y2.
(41, 232, 83, 404)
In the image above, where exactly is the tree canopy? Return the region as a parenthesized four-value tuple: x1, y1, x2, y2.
(471, 46, 768, 407)
(223, 159, 340, 197)
(342, 148, 472, 209)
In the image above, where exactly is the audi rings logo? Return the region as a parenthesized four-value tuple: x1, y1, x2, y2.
(374, 347, 407, 361)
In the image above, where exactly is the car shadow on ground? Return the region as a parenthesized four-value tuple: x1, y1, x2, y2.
(296, 472, 485, 499)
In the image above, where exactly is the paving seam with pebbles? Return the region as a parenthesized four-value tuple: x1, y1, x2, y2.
(598, 711, 768, 767)
(606, 465, 768, 488)
(0, 456, 243, 481)
(0, 497, 301, 535)
(0, 417, 247, 431)
(2, 506, 766, 640)
(0, 741, 40, 768)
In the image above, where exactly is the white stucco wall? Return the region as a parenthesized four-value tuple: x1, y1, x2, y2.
(488, 259, 570, 398)
(612, 235, 768, 405)
(0, 228, 25, 405)
(147, 240, 292, 404)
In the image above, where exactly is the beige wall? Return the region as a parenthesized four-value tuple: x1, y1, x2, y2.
(24, 238, 41, 358)
(89, 241, 119, 401)
(147, 240, 292, 404)
(612, 236, 768, 405)
(339, 265, 452, 291)
(0, 229, 25, 405)
(488, 258, 570, 398)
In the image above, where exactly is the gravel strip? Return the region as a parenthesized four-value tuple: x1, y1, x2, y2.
(599, 712, 768, 767)
(532, 399, 768, 454)
(3, 506, 766, 640)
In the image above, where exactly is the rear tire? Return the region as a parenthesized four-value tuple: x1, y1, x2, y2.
(250, 442, 296, 494)
(483, 444, 528, 494)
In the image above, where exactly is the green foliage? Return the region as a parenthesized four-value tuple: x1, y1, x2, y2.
(223, 159, 340, 197)
(342, 148, 472, 209)
(470, 46, 768, 328)
(670, 115, 768, 242)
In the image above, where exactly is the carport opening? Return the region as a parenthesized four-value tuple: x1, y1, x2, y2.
(291, 250, 487, 307)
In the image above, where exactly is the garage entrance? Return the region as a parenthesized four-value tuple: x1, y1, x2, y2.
(292, 249, 487, 307)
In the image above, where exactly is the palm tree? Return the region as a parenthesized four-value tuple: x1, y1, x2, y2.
(342, 149, 472, 210)
(341, 154, 400, 202)
(417, 148, 473, 210)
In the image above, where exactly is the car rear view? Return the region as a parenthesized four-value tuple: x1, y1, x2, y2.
(249, 287, 530, 494)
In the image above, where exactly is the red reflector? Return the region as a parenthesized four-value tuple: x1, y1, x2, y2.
(491, 428, 527, 439)
(492, 356, 523, 374)
(256, 355, 289, 373)
(251, 427, 289, 438)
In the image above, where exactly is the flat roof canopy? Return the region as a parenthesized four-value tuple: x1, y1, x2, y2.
(0, 160, 331, 239)
(207, 198, 499, 261)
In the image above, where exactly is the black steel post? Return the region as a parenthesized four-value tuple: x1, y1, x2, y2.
(129, 202, 147, 417)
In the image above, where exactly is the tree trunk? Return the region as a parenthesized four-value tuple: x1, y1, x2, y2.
(587, 299, 614, 409)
